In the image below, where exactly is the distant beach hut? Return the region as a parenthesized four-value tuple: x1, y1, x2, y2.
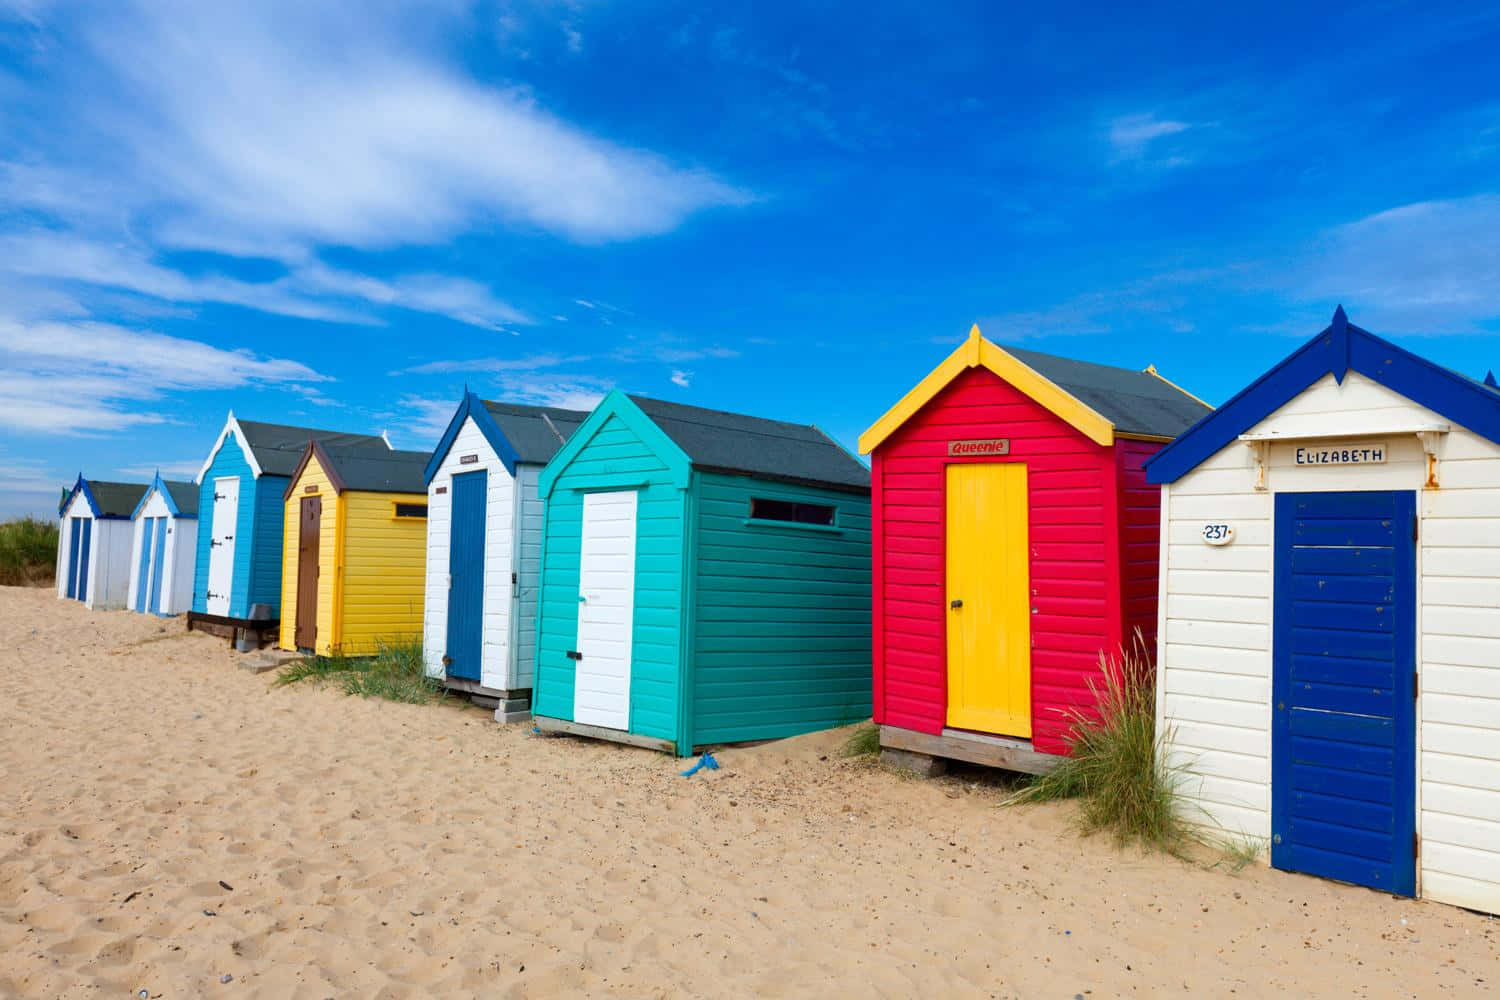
(421, 393, 587, 720)
(57, 476, 149, 610)
(127, 471, 199, 616)
(1147, 308, 1500, 913)
(279, 441, 431, 656)
(532, 391, 872, 755)
(190, 414, 391, 641)
(858, 325, 1210, 774)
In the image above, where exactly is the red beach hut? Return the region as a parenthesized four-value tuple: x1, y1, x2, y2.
(858, 325, 1211, 773)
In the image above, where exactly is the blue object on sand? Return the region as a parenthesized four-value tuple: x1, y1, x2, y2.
(680, 751, 720, 777)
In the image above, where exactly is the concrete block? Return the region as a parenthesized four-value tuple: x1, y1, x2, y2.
(881, 747, 948, 778)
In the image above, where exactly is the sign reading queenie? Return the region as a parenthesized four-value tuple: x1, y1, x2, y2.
(1294, 442, 1387, 466)
(948, 438, 1011, 457)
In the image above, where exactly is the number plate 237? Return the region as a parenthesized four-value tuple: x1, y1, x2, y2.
(1202, 523, 1235, 546)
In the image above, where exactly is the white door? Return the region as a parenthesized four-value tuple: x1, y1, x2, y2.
(206, 476, 239, 616)
(572, 490, 638, 730)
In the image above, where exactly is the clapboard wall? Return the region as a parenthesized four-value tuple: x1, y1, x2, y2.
(1157, 371, 1500, 913)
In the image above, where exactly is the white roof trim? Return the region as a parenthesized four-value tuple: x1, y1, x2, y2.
(195, 411, 265, 483)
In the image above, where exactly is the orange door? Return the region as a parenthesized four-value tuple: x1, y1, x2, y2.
(945, 463, 1032, 736)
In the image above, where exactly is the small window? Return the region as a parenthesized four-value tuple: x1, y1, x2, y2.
(394, 503, 428, 519)
(750, 497, 835, 526)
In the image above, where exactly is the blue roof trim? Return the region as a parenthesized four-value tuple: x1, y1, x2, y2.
(422, 391, 520, 485)
(1146, 307, 1500, 484)
(131, 470, 181, 520)
(62, 474, 99, 518)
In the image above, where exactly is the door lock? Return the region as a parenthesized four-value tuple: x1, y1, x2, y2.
(950, 599, 963, 609)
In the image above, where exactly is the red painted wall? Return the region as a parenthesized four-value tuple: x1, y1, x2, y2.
(871, 366, 1163, 755)
(1116, 439, 1165, 657)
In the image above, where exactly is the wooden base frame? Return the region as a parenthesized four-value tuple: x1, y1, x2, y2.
(878, 724, 1061, 776)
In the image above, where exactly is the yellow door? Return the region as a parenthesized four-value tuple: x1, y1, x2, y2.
(945, 463, 1031, 736)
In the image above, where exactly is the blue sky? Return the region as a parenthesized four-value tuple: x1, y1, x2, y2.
(3, 1, 1499, 516)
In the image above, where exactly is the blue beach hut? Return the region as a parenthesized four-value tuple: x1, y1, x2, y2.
(57, 476, 149, 610)
(190, 413, 391, 636)
(533, 391, 873, 755)
(127, 471, 200, 616)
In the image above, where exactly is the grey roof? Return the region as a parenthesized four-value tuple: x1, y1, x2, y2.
(321, 447, 430, 495)
(628, 395, 870, 492)
(238, 419, 390, 477)
(1004, 346, 1213, 439)
(161, 479, 199, 516)
(481, 400, 589, 464)
(84, 480, 149, 518)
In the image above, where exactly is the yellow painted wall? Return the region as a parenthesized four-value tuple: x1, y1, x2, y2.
(337, 491, 426, 656)
(279, 453, 341, 654)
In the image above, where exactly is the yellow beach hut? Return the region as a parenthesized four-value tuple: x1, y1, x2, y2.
(278, 441, 431, 655)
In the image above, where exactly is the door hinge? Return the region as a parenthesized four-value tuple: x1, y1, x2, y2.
(1414, 671, 1420, 699)
(566, 650, 582, 661)
(1414, 832, 1421, 858)
(1412, 515, 1419, 542)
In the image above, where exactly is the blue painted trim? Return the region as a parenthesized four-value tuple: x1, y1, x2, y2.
(134, 518, 156, 612)
(63, 475, 101, 519)
(423, 392, 520, 485)
(131, 470, 182, 520)
(1147, 308, 1500, 484)
(675, 471, 701, 757)
(537, 389, 692, 498)
(148, 517, 167, 614)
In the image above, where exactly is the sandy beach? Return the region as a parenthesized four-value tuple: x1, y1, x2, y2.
(0, 586, 1495, 998)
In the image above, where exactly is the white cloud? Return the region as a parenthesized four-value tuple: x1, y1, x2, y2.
(114, 460, 203, 480)
(655, 345, 740, 363)
(493, 375, 612, 411)
(1108, 112, 1192, 162)
(670, 369, 692, 388)
(0, 315, 329, 433)
(392, 353, 583, 376)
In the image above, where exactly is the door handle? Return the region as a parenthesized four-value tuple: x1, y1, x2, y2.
(950, 599, 963, 609)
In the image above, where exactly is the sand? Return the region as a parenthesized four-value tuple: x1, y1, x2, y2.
(0, 586, 1495, 998)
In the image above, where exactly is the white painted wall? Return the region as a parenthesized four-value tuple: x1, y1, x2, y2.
(1158, 371, 1500, 914)
(423, 417, 519, 692)
(56, 493, 131, 610)
(514, 462, 545, 688)
(126, 489, 199, 616)
(56, 493, 89, 601)
(572, 489, 638, 730)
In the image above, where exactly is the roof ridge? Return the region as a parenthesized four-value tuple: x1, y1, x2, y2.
(629, 393, 821, 433)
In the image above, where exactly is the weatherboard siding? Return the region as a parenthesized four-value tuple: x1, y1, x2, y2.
(1117, 438, 1165, 653)
(423, 417, 517, 689)
(872, 365, 1117, 755)
(249, 475, 291, 616)
(1158, 372, 1500, 913)
(193, 431, 256, 616)
(534, 413, 686, 745)
(339, 490, 426, 656)
(690, 472, 872, 745)
(515, 462, 545, 688)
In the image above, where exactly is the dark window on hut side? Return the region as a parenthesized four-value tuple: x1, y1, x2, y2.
(750, 497, 835, 526)
(394, 503, 428, 519)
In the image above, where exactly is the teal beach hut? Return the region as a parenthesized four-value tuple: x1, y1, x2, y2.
(533, 392, 873, 755)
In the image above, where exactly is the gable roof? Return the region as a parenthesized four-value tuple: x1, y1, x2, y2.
(1145, 307, 1500, 484)
(63, 475, 149, 520)
(286, 441, 430, 499)
(197, 412, 391, 482)
(859, 324, 1212, 453)
(627, 395, 870, 492)
(423, 392, 588, 484)
(132, 471, 200, 519)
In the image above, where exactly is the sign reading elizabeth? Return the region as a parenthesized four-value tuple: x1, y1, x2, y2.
(948, 438, 1010, 457)
(1294, 442, 1387, 466)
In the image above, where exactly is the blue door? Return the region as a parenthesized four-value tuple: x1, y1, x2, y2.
(148, 518, 168, 614)
(446, 471, 488, 682)
(1272, 490, 1416, 896)
(66, 518, 82, 599)
(76, 519, 92, 603)
(135, 518, 156, 612)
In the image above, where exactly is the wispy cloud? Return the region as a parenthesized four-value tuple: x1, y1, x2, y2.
(1107, 112, 1193, 164)
(670, 369, 692, 388)
(391, 353, 583, 376)
(114, 459, 203, 480)
(0, 315, 329, 433)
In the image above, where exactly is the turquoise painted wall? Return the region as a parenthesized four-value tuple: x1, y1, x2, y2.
(190, 430, 287, 618)
(689, 473, 872, 746)
(533, 412, 688, 745)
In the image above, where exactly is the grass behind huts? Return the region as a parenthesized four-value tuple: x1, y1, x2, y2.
(275, 639, 444, 705)
(0, 517, 59, 586)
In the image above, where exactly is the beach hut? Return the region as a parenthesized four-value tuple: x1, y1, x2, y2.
(857, 325, 1210, 774)
(532, 391, 872, 755)
(57, 476, 149, 610)
(1146, 308, 1500, 913)
(421, 393, 587, 719)
(279, 441, 431, 656)
(190, 414, 391, 640)
(127, 471, 199, 616)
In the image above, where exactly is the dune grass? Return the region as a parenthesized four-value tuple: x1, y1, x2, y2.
(1008, 637, 1193, 856)
(840, 722, 881, 758)
(274, 638, 444, 705)
(0, 517, 59, 586)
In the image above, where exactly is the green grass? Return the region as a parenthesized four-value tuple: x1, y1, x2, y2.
(840, 722, 881, 758)
(274, 638, 444, 705)
(0, 517, 59, 586)
(1007, 636, 1193, 856)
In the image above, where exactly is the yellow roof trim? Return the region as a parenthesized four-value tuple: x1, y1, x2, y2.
(1144, 364, 1213, 410)
(859, 324, 1116, 453)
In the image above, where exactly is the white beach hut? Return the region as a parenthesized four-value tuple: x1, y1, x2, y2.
(1146, 308, 1500, 914)
(127, 471, 200, 616)
(421, 393, 586, 719)
(57, 476, 149, 611)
